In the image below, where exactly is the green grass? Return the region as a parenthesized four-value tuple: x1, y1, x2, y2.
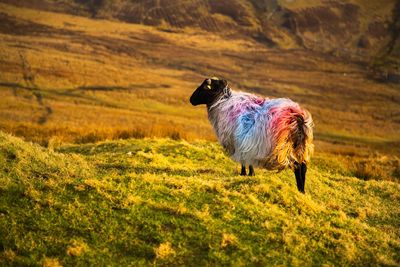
(0, 131, 399, 266)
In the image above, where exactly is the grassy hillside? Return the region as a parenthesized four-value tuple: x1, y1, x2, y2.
(0, 131, 399, 266)
(1, 2, 399, 266)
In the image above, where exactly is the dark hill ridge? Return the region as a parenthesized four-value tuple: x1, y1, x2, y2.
(2, 0, 398, 54)
(0, 0, 399, 80)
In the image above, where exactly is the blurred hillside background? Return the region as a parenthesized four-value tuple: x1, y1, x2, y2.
(0, 0, 399, 161)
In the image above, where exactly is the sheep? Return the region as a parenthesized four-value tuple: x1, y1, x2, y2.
(190, 77, 314, 193)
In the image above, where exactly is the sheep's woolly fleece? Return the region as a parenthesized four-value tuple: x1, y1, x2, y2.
(208, 91, 314, 170)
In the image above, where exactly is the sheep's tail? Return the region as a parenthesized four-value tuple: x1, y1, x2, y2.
(270, 106, 314, 169)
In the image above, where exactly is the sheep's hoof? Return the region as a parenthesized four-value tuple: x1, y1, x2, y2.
(248, 166, 255, 176)
(240, 165, 246, 176)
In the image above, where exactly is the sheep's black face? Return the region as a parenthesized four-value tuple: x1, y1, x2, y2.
(190, 78, 228, 106)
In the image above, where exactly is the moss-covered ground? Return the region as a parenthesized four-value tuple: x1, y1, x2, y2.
(0, 131, 399, 266)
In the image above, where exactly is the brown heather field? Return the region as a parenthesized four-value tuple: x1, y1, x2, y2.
(0, 2, 399, 179)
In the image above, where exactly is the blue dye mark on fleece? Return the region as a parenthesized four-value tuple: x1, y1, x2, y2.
(235, 98, 294, 146)
(236, 112, 256, 145)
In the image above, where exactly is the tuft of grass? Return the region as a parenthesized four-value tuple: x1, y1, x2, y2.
(0, 131, 399, 266)
(312, 152, 400, 182)
(350, 157, 400, 181)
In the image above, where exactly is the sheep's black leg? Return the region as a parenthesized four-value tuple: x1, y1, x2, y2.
(294, 162, 305, 193)
(240, 164, 247, 176)
(301, 162, 307, 193)
(249, 165, 255, 176)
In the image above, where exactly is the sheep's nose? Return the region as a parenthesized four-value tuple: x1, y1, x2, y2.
(189, 92, 199, 106)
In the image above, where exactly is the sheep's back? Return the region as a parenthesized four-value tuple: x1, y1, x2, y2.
(232, 97, 297, 166)
(209, 92, 313, 168)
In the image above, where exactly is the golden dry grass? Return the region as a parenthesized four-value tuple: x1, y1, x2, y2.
(0, 2, 399, 156)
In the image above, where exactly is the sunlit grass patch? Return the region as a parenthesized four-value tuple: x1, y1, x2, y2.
(0, 132, 399, 265)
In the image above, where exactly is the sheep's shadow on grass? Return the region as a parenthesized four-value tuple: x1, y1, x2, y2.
(96, 163, 216, 177)
(58, 143, 143, 155)
(225, 177, 261, 191)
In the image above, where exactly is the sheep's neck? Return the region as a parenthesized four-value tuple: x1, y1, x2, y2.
(206, 91, 232, 137)
(206, 87, 231, 109)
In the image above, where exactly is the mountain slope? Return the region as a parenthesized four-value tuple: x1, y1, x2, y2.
(0, 131, 399, 265)
(2, 0, 398, 60)
(1, 2, 399, 149)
